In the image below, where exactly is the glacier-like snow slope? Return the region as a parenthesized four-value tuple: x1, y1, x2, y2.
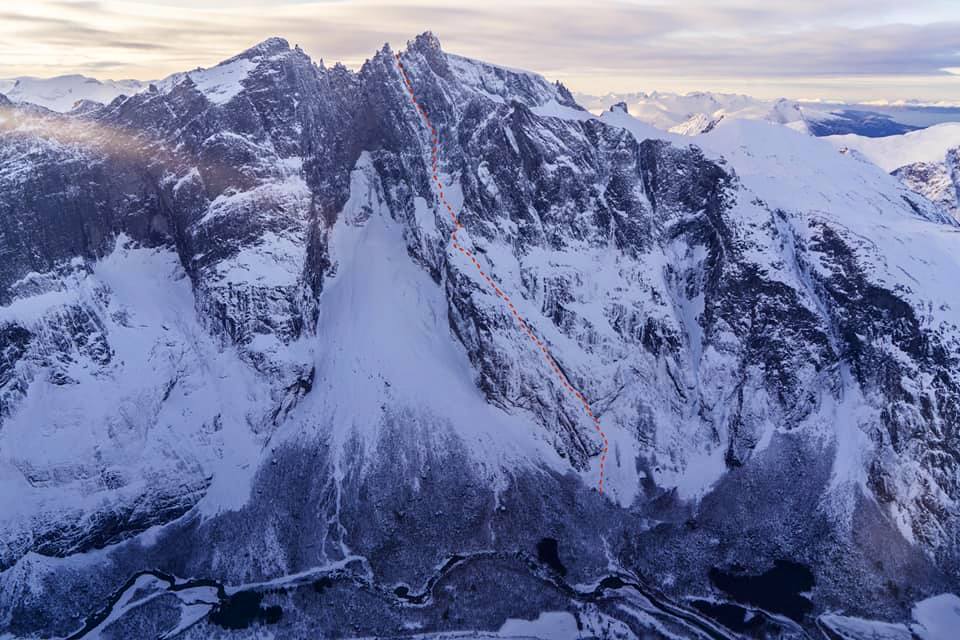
(827, 123, 960, 172)
(577, 91, 772, 130)
(2, 32, 960, 639)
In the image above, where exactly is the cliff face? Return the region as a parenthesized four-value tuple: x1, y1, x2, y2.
(1, 33, 959, 639)
(894, 148, 960, 221)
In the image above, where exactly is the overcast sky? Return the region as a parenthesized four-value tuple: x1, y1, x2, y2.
(2, 0, 959, 102)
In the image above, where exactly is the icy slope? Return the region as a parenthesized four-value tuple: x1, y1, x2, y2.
(693, 118, 960, 541)
(827, 123, 960, 172)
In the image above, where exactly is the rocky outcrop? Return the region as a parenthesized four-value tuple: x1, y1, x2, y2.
(894, 148, 960, 221)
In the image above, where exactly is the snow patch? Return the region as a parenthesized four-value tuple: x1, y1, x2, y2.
(498, 611, 581, 639)
(0, 286, 79, 324)
(188, 58, 257, 105)
(531, 100, 595, 122)
(912, 593, 960, 640)
(198, 173, 310, 225)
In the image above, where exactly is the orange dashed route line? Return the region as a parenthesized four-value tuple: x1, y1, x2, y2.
(395, 53, 609, 494)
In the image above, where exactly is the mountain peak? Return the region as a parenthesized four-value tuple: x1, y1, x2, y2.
(409, 31, 443, 54)
(609, 101, 629, 114)
(234, 36, 291, 61)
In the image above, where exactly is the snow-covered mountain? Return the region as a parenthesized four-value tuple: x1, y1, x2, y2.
(576, 91, 930, 137)
(583, 92, 960, 221)
(0, 75, 146, 112)
(827, 123, 960, 221)
(2, 33, 960, 639)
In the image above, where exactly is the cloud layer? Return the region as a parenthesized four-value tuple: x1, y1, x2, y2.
(2, 0, 959, 101)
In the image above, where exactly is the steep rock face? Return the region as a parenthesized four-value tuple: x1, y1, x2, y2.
(894, 148, 960, 221)
(367, 38, 842, 492)
(0, 39, 351, 572)
(1, 33, 960, 639)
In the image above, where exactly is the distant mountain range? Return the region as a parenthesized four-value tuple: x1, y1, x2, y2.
(0, 75, 146, 112)
(575, 91, 960, 137)
(4, 73, 960, 142)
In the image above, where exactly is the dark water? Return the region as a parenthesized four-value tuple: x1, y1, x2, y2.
(708, 559, 814, 622)
(313, 576, 335, 594)
(208, 591, 282, 629)
(66, 570, 282, 638)
(390, 554, 468, 605)
(536, 537, 567, 576)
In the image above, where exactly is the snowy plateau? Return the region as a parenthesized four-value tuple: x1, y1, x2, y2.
(1, 32, 960, 640)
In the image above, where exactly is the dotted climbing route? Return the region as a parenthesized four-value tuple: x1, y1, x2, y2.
(395, 53, 609, 493)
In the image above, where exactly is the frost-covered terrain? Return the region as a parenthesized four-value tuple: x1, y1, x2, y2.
(1, 33, 959, 639)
